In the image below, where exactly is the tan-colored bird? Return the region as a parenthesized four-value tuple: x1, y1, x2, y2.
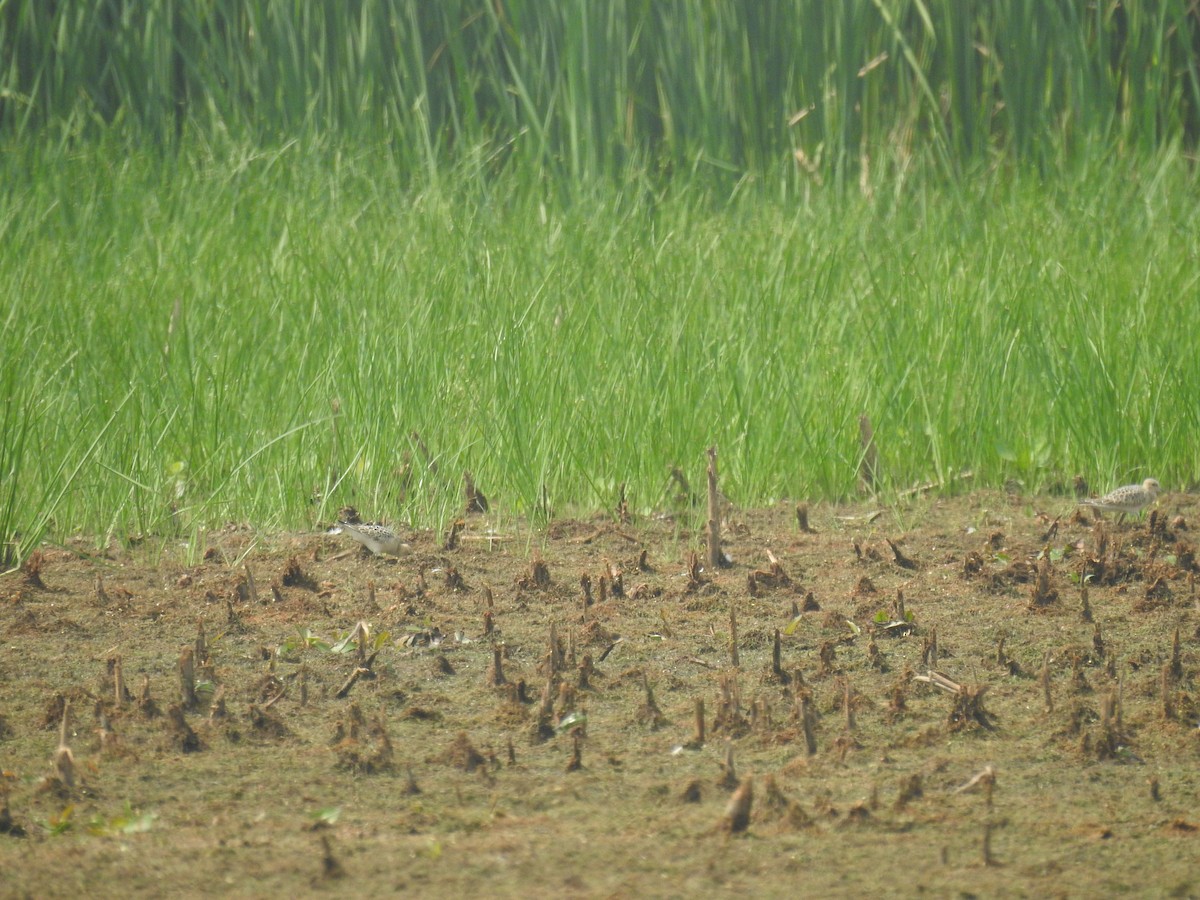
(332, 522, 412, 556)
(1080, 477, 1160, 523)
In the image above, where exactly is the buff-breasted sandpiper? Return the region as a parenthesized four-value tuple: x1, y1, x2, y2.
(1080, 478, 1160, 522)
(332, 522, 412, 556)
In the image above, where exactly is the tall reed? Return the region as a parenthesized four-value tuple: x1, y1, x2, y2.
(2, 2, 1197, 183)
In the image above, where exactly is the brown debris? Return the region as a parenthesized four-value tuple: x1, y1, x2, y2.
(281, 557, 317, 591)
(886, 538, 917, 570)
(565, 731, 584, 772)
(576, 653, 594, 689)
(489, 646, 507, 687)
(885, 676, 908, 723)
(750, 550, 792, 590)
(332, 705, 395, 773)
(209, 685, 227, 721)
(796, 503, 817, 533)
(518, 554, 552, 590)
(49, 700, 77, 794)
(246, 703, 291, 738)
(1092, 688, 1126, 760)
(636, 674, 666, 729)
(167, 704, 202, 753)
(335, 647, 378, 699)
(443, 519, 465, 551)
(1028, 552, 1059, 607)
(866, 635, 884, 670)
(178, 647, 198, 709)
(1092, 622, 1106, 662)
(916, 670, 995, 731)
(770, 629, 790, 682)
(721, 776, 754, 833)
(1161, 664, 1176, 720)
(716, 740, 738, 790)
(604, 558, 624, 597)
(616, 482, 632, 524)
(1136, 575, 1173, 610)
(0, 792, 24, 837)
(948, 683, 995, 731)
(818, 640, 838, 676)
(543, 622, 565, 676)
(21, 550, 46, 589)
(894, 773, 923, 811)
(107, 654, 129, 707)
(712, 672, 748, 737)
(319, 835, 346, 880)
(995, 636, 1020, 676)
(138, 675, 161, 718)
(443, 731, 486, 772)
(684, 551, 706, 592)
(445, 566, 467, 591)
(464, 470, 489, 514)
(244, 565, 259, 603)
(962, 551, 985, 577)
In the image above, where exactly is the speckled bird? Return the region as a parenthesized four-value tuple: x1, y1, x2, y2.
(1080, 478, 1161, 521)
(332, 522, 412, 556)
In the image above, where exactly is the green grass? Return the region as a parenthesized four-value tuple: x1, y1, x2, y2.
(2, 138, 1199, 563)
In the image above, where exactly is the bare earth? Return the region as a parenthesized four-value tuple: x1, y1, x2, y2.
(2, 490, 1198, 898)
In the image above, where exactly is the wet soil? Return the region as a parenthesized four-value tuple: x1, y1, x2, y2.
(2, 491, 1198, 898)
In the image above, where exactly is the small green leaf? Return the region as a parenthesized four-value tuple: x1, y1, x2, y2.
(330, 632, 357, 654)
(556, 711, 587, 733)
(310, 806, 341, 826)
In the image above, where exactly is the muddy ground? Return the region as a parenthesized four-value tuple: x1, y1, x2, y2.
(1, 489, 1198, 898)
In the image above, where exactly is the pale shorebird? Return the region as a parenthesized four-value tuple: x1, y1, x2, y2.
(331, 522, 412, 556)
(1080, 478, 1161, 523)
